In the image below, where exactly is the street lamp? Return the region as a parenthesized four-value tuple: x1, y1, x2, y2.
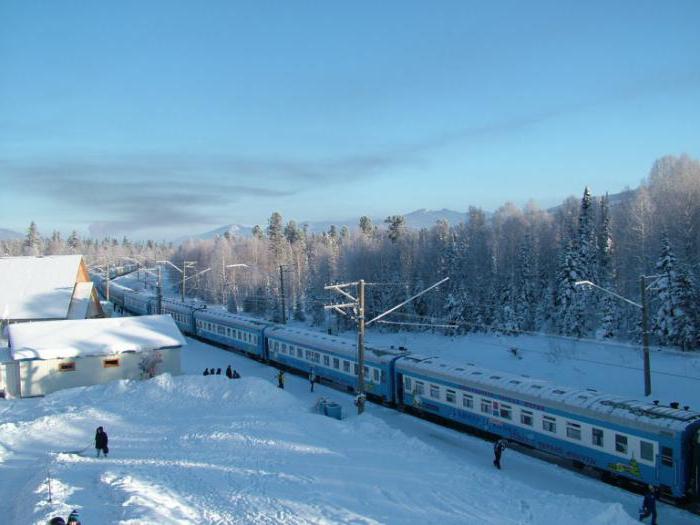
(158, 260, 210, 302)
(575, 276, 661, 396)
(222, 262, 248, 310)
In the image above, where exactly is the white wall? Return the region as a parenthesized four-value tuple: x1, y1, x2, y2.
(15, 348, 181, 398)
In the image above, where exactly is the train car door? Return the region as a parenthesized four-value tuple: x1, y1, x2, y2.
(396, 373, 405, 406)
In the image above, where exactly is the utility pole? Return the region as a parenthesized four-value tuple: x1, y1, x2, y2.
(325, 276, 448, 415)
(641, 275, 651, 397)
(156, 265, 163, 314)
(158, 260, 210, 303)
(279, 265, 287, 324)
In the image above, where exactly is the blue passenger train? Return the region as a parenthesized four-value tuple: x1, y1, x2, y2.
(93, 280, 700, 502)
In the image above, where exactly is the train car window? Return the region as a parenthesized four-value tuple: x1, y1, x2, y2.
(363, 366, 369, 379)
(640, 441, 654, 462)
(237, 330, 241, 339)
(499, 404, 512, 420)
(380, 370, 386, 384)
(615, 434, 628, 454)
(226, 328, 231, 337)
(297, 348, 303, 358)
(481, 399, 492, 414)
(373, 369, 380, 382)
(218, 326, 225, 335)
(661, 446, 673, 467)
(254, 335, 258, 344)
(306, 350, 312, 360)
(592, 428, 604, 447)
(566, 422, 581, 440)
(520, 410, 533, 426)
(462, 394, 474, 409)
(542, 416, 556, 433)
(274, 341, 279, 351)
(446, 389, 456, 403)
(414, 381, 425, 395)
(323, 355, 330, 366)
(314, 353, 321, 363)
(343, 361, 350, 373)
(282, 344, 287, 353)
(429, 385, 440, 399)
(333, 358, 340, 369)
(404, 377, 413, 391)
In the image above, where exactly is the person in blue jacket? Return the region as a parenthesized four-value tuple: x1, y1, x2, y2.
(639, 485, 658, 525)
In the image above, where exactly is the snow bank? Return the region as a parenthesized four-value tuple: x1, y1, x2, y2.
(0, 373, 647, 525)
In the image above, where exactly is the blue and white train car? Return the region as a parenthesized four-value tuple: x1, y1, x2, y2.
(160, 298, 201, 334)
(193, 309, 270, 358)
(124, 291, 155, 316)
(395, 355, 700, 499)
(266, 326, 405, 403)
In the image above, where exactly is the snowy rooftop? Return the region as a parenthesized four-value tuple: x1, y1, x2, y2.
(0, 255, 83, 320)
(8, 315, 186, 361)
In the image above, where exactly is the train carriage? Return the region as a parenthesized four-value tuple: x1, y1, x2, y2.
(395, 355, 700, 499)
(160, 298, 201, 334)
(266, 326, 405, 403)
(193, 309, 270, 358)
(124, 291, 155, 316)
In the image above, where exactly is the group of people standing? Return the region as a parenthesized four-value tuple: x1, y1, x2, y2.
(49, 510, 80, 525)
(202, 365, 240, 379)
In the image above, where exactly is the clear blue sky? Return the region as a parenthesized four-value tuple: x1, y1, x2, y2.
(2, 1, 699, 240)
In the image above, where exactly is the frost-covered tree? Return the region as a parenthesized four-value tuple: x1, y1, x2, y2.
(22, 221, 41, 256)
(555, 241, 585, 337)
(652, 237, 698, 350)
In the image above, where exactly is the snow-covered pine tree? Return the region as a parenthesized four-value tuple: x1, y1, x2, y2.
(22, 221, 41, 256)
(597, 194, 618, 338)
(652, 237, 698, 350)
(555, 240, 585, 337)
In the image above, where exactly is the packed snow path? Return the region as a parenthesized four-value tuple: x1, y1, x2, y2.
(0, 339, 697, 524)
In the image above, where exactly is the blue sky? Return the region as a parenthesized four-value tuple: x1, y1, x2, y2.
(1, 1, 699, 240)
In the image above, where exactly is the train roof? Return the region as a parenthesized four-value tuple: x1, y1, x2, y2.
(397, 354, 700, 433)
(194, 308, 272, 329)
(266, 326, 405, 363)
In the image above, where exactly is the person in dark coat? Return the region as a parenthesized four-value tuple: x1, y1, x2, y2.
(216, 368, 222, 375)
(309, 368, 316, 392)
(639, 485, 658, 525)
(67, 509, 81, 524)
(203, 368, 209, 376)
(95, 426, 109, 458)
(225, 365, 233, 379)
(233, 370, 241, 379)
(209, 368, 215, 375)
(493, 439, 507, 469)
(277, 369, 285, 389)
(49, 517, 66, 525)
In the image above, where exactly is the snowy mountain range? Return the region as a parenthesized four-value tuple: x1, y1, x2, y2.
(178, 208, 468, 242)
(0, 228, 23, 241)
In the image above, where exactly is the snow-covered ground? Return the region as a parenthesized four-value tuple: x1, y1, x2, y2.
(1, 337, 699, 524)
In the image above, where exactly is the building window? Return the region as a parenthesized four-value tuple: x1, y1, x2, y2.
(59, 362, 76, 372)
(404, 377, 412, 391)
(462, 394, 474, 409)
(481, 399, 492, 414)
(520, 410, 533, 426)
(592, 428, 604, 447)
(446, 389, 456, 403)
(661, 446, 673, 467)
(542, 416, 556, 433)
(429, 384, 440, 399)
(640, 441, 654, 462)
(615, 434, 628, 454)
(414, 381, 425, 396)
(566, 422, 581, 440)
(499, 404, 512, 420)
(103, 358, 120, 368)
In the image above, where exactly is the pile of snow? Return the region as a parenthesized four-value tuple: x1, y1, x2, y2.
(0, 371, 646, 525)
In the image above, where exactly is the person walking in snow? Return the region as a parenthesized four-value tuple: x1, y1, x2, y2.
(203, 368, 209, 376)
(216, 368, 222, 375)
(639, 485, 658, 525)
(233, 369, 241, 379)
(95, 426, 109, 458)
(493, 439, 507, 469)
(309, 368, 316, 392)
(277, 369, 285, 389)
(66, 509, 81, 524)
(225, 365, 233, 379)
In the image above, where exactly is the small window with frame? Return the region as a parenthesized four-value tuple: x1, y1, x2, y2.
(542, 416, 557, 433)
(59, 362, 76, 372)
(566, 422, 581, 440)
(520, 410, 533, 426)
(640, 441, 654, 462)
(615, 434, 628, 454)
(446, 389, 456, 403)
(463, 394, 474, 409)
(430, 384, 440, 399)
(404, 377, 413, 391)
(592, 428, 604, 447)
(661, 446, 673, 467)
(103, 358, 120, 368)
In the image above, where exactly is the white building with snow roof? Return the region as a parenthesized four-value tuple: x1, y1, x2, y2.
(0, 315, 185, 398)
(0, 254, 103, 325)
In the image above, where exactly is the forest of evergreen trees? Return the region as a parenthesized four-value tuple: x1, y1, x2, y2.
(4, 154, 699, 350)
